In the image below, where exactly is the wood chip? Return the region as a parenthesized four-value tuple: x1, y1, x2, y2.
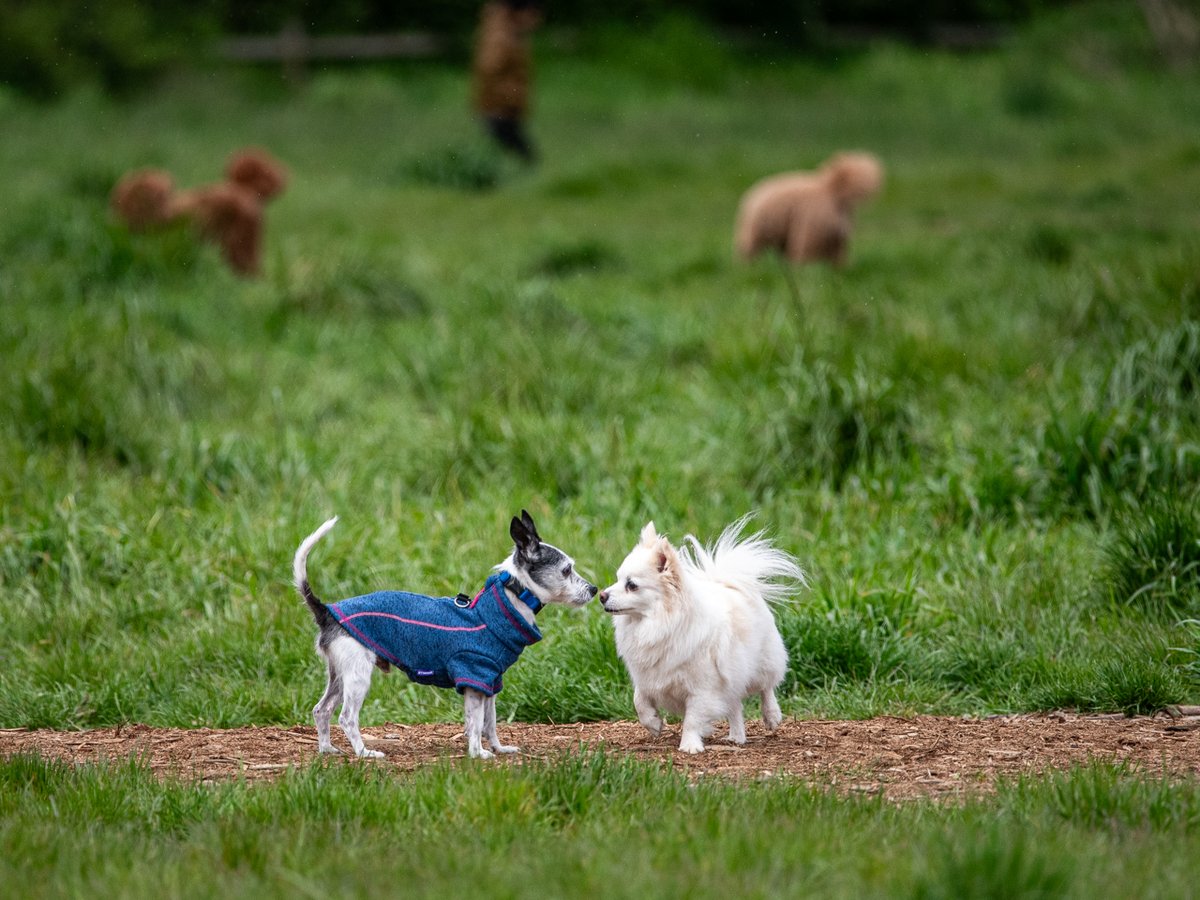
(3, 714, 1198, 801)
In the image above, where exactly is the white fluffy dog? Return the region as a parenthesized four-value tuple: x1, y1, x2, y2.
(598, 518, 805, 753)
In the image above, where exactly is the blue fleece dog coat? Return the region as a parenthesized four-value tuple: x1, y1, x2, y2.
(326, 572, 541, 696)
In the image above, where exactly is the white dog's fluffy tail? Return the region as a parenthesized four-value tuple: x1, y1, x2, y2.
(681, 515, 806, 605)
(293, 516, 339, 626)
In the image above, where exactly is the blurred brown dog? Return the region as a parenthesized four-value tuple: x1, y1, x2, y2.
(733, 152, 883, 267)
(110, 149, 288, 276)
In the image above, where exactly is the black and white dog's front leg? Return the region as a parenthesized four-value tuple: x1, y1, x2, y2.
(463, 688, 493, 759)
(463, 689, 519, 758)
(484, 694, 518, 755)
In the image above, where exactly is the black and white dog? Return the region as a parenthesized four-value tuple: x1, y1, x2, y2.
(292, 511, 596, 759)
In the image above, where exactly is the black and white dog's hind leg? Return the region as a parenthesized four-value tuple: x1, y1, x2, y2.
(327, 635, 384, 759)
(294, 516, 384, 759)
(312, 656, 343, 754)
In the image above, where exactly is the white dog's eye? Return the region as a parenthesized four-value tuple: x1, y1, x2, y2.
(625, 579, 638, 592)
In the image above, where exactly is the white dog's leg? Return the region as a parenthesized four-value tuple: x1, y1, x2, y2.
(633, 687, 663, 736)
(313, 659, 343, 754)
(484, 694, 518, 754)
(463, 689, 493, 759)
(761, 689, 783, 732)
(725, 702, 746, 745)
(333, 641, 384, 759)
(679, 697, 720, 754)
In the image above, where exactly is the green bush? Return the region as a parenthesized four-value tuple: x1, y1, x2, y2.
(0, 1, 206, 98)
(753, 353, 919, 491)
(912, 826, 1072, 900)
(528, 240, 625, 278)
(1102, 496, 1200, 614)
(399, 145, 505, 192)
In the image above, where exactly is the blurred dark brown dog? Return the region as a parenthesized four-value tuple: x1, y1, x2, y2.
(734, 152, 883, 267)
(110, 149, 288, 276)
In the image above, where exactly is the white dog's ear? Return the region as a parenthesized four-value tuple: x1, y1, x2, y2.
(653, 538, 681, 587)
(639, 521, 658, 547)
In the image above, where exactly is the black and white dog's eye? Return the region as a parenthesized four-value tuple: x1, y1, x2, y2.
(562, 564, 572, 577)
(626, 579, 638, 592)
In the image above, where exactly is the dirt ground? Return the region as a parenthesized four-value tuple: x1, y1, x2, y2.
(3, 712, 1198, 800)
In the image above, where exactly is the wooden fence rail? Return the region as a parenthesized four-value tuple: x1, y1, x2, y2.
(218, 24, 447, 79)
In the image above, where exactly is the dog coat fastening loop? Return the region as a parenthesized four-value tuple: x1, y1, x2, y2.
(327, 573, 542, 696)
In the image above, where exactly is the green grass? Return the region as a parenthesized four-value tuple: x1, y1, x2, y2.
(4, 4, 1200, 893)
(1, 753, 1198, 899)
(1, 4, 1199, 731)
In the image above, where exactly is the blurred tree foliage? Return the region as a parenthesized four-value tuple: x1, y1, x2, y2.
(209, 0, 1044, 36)
(0, 0, 1048, 98)
(0, 0, 213, 98)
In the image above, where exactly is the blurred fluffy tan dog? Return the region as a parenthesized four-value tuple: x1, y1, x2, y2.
(734, 152, 883, 266)
(110, 149, 288, 276)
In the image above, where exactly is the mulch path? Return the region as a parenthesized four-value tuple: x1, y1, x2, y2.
(2, 712, 1198, 800)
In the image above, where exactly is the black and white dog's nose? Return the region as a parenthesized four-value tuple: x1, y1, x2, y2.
(588, 584, 599, 598)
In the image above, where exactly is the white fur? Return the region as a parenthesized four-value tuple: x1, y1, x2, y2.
(600, 517, 804, 753)
(293, 515, 338, 594)
(293, 513, 594, 760)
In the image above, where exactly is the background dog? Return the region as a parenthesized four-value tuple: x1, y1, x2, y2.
(292, 511, 596, 759)
(733, 151, 883, 266)
(599, 517, 805, 753)
(109, 148, 288, 276)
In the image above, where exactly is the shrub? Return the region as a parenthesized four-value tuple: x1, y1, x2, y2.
(1021, 322, 1200, 518)
(1176, 620, 1200, 687)
(1029, 645, 1187, 714)
(0, 1, 205, 99)
(400, 145, 504, 192)
(779, 583, 914, 691)
(1107, 320, 1200, 417)
(14, 352, 155, 468)
(913, 826, 1072, 900)
(1002, 66, 1069, 118)
(269, 257, 429, 324)
(527, 240, 624, 278)
(1024, 224, 1074, 266)
(753, 353, 919, 491)
(1101, 495, 1200, 614)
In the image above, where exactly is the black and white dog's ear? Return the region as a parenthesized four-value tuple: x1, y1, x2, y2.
(510, 511, 540, 557)
(519, 509, 541, 542)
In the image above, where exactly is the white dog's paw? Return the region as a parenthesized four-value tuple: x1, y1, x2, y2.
(317, 744, 343, 755)
(471, 747, 495, 760)
(639, 715, 664, 736)
(491, 744, 519, 754)
(678, 737, 705, 754)
(763, 710, 783, 731)
(357, 748, 385, 759)
(724, 733, 746, 746)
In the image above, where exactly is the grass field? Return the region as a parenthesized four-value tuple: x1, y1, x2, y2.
(1, 2, 1199, 894)
(2, 752, 1199, 898)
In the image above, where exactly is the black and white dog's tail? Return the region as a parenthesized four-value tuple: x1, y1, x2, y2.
(293, 517, 340, 630)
